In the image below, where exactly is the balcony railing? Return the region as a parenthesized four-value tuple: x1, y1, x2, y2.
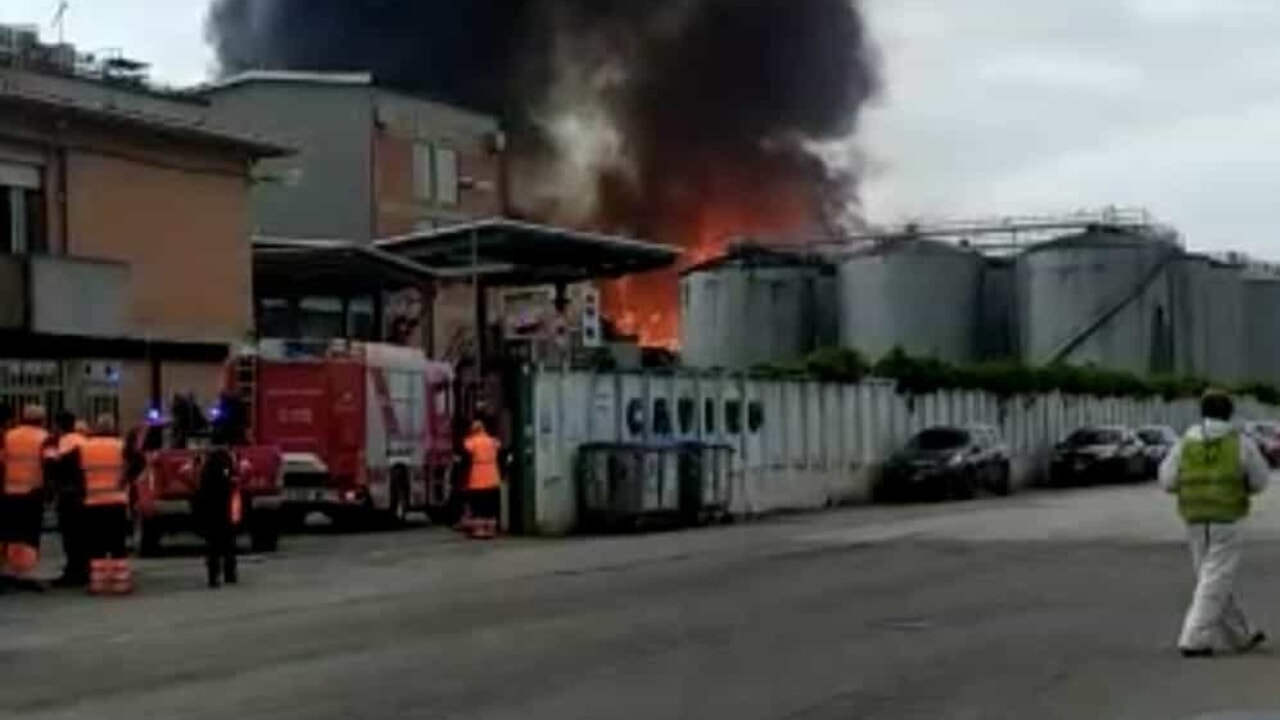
(0, 254, 129, 337)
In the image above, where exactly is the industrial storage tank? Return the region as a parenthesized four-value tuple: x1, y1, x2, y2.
(837, 239, 984, 364)
(1170, 254, 1246, 383)
(977, 257, 1018, 361)
(1243, 270, 1280, 386)
(1017, 228, 1181, 374)
(679, 246, 837, 369)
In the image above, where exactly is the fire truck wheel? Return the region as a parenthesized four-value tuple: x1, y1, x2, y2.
(133, 516, 162, 558)
(250, 510, 281, 553)
(425, 505, 454, 527)
(280, 508, 308, 532)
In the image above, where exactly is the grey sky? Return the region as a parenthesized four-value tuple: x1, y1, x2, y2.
(5, 0, 1279, 256)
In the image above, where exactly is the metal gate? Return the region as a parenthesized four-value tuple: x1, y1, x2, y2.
(0, 359, 121, 427)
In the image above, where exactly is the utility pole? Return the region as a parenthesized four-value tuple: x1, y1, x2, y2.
(51, 1, 68, 44)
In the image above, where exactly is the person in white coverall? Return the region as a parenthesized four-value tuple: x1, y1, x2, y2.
(1159, 390, 1271, 658)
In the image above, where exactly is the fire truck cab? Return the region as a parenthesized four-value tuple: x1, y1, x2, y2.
(228, 340, 456, 526)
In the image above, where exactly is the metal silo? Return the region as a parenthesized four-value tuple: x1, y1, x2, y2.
(1017, 229, 1181, 374)
(1205, 261, 1246, 383)
(679, 246, 836, 369)
(1167, 253, 1250, 383)
(1243, 271, 1280, 385)
(978, 257, 1018, 361)
(837, 239, 984, 363)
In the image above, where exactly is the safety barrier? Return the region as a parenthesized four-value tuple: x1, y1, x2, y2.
(524, 369, 1279, 534)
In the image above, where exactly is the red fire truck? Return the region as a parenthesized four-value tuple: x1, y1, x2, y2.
(226, 340, 457, 527)
(130, 397, 285, 557)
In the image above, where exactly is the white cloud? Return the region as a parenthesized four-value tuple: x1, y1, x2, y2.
(861, 0, 1280, 257)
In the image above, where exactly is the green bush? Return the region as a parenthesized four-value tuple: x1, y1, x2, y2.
(758, 346, 1280, 404)
(752, 347, 869, 383)
(1236, 381, 1280, 407)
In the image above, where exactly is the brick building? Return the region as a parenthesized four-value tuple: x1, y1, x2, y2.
(198, 71, 507, 356)
(198, 71, 505, 241)
(0, 62, 284, 423)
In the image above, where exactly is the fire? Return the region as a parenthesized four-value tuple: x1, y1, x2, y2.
(601, 180, 820, 348)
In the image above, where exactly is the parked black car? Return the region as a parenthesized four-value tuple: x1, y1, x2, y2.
(1135, 425, 1179, 478)
(1049, 426, 1148, 487)
(877, 425, 1012, 502)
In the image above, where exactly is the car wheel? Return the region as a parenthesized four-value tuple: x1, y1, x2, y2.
(993, 463, 1012, 496)
(952, 471, 977, 501)
(249, 509, 281, 553)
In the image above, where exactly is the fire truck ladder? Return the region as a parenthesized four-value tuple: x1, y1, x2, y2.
(234, 355, 257, 426)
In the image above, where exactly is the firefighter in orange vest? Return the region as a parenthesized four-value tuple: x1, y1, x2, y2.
(1, 404, 54, 589)
(80, 415, 133, 595)
(463, 419, 501, 539)
(50, 411, 89, 588)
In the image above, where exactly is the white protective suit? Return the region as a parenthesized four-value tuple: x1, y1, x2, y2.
(1158, 418, 1272, 652)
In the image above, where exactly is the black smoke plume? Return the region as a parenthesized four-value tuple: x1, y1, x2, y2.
(207, 0, 878, 230)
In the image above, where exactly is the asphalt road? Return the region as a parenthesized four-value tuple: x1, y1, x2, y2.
(6, 484, 1280, 720)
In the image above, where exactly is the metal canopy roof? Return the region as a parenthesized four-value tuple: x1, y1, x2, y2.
(253, 236, 512, 296)
(375, 218, 680, 286)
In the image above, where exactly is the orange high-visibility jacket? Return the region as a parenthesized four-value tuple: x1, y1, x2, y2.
(80, 437, 128, 507)
(3, 426, 49, 495)
(464, 432, 501, 491)
(58, 432, 87, 456)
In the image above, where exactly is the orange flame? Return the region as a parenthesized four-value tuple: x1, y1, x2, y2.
(602, 182, 820, 348)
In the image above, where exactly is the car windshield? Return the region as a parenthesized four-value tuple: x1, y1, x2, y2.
(1066, 429, 1123, 447)
(908, 428, 970, 451)
(1136, 429, 1172, 445)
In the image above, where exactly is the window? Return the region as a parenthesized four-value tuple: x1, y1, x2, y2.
(907, 428, 971, 451)
(0, 161, 45, 254)
(348, 297, 376, 341)
(704, 399, 717, 434)
(412, 143, 434, 201)
(434, 147, 459, 206)
(298, 297, 345, 339)
(411, 143, 459, 206)
(258, 298, 295, 338)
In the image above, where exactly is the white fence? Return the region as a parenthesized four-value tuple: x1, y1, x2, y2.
(526, 369, 1276, 535)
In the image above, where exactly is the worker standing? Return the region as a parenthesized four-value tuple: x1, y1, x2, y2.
(50, 411, 89, 588)
(1, 404, 53, 589)
(463, 419, 501, 540)
(1160, 390, 1272, 657)
(196, 424, 239, 588)
(80, 415, 132, 595)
